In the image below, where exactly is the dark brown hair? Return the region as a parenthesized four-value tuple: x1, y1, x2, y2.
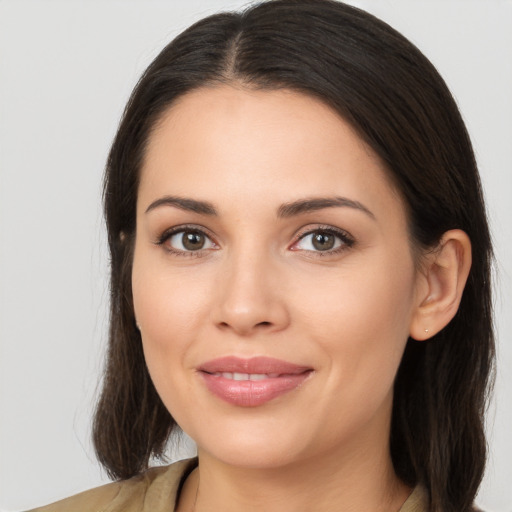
(93, 1, 494, 511)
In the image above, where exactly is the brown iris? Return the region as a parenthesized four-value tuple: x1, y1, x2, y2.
(182, 231, 205, 250)
(312, 232, 335, 251)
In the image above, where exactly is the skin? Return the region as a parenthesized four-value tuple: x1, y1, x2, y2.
(132, 86, 470, 512)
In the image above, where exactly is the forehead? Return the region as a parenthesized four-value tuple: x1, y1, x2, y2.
(139, 85, 404, 222)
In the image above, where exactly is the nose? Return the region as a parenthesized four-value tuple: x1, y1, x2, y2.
(211, 249, 290, 337)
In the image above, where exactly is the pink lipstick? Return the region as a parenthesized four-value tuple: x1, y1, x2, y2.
(197, 356, 313, 407)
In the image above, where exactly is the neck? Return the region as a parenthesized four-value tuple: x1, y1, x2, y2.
(178, 442, 410, 512)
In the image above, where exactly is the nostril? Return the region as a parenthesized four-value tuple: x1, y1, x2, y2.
(217, 320, 272, 332)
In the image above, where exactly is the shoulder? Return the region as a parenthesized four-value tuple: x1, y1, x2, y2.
(400, 485, 429, 512)
(399, 485, 484, 512)
(27, 458, 198, 512)
(26, 479, 123, 512)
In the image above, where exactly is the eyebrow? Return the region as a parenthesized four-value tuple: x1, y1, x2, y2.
(277, 197, 375, 219)
(145, 195, 375, 220)
(145, 196, 218, 215)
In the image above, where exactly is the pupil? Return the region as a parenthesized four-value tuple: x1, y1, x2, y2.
(312, 232, 334, 251)
(183, 231, 204, 250)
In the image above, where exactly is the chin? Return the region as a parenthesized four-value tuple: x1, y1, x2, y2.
(188, 416, 318, 470)
(200, 442, 303, 469)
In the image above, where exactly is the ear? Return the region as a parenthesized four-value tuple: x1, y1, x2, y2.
(409, 229, 472, 341)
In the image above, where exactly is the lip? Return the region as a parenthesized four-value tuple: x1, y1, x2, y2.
(197, 356, 313, 407)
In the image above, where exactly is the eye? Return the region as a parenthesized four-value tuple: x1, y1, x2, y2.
(158, 227, 217, 255)
(291, 227, 354, 254)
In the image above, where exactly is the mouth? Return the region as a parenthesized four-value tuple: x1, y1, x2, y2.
(197, 356, 314, 407)
(207, 372, 283, 381)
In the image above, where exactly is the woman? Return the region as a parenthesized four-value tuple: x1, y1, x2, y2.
(30, 1, 494, 511)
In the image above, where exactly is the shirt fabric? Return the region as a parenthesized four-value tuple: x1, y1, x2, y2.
(28, 457, 429, 512)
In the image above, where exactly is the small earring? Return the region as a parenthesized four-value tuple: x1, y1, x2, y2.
(424, 328, 429, 334)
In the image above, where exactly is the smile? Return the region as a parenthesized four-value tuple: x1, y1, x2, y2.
(198, 356, 313, 407)
(210, 372, 281, 381)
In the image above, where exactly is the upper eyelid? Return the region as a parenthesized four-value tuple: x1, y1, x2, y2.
(157, 224, 217, 243)
(294, 224, 353, 241)
(156, 225, 218, 257)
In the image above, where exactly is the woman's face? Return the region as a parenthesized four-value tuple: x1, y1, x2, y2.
(132, 86, 423, 469)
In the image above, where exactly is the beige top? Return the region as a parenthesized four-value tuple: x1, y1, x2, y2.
(29, 458, 429, 512)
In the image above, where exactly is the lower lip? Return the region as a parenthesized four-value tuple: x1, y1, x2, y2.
(199, 372, 312, 407)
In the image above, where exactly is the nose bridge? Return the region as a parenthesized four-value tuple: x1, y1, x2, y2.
(212, 237, 289, 335)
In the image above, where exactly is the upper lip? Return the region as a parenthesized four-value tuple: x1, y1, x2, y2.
(198, 356, 312, 375)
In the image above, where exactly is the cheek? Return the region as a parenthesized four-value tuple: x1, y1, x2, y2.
(296, 253, 416, 389)
(132, 264, 201, 423)
(300, 254, 414, 325)
(131, 247, 209, 388)
(289, 260, 416, 445)
(133, 247, 210, 335)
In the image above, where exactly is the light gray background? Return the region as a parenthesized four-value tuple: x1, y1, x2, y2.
(0, 1, 511, 511)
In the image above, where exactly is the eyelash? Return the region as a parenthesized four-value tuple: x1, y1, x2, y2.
(155, 224, 355, 258)
(155, 224, 217, 258)
(292, 225, 355, 257)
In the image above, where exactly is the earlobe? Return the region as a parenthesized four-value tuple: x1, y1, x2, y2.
(409, 229, 472, 341)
